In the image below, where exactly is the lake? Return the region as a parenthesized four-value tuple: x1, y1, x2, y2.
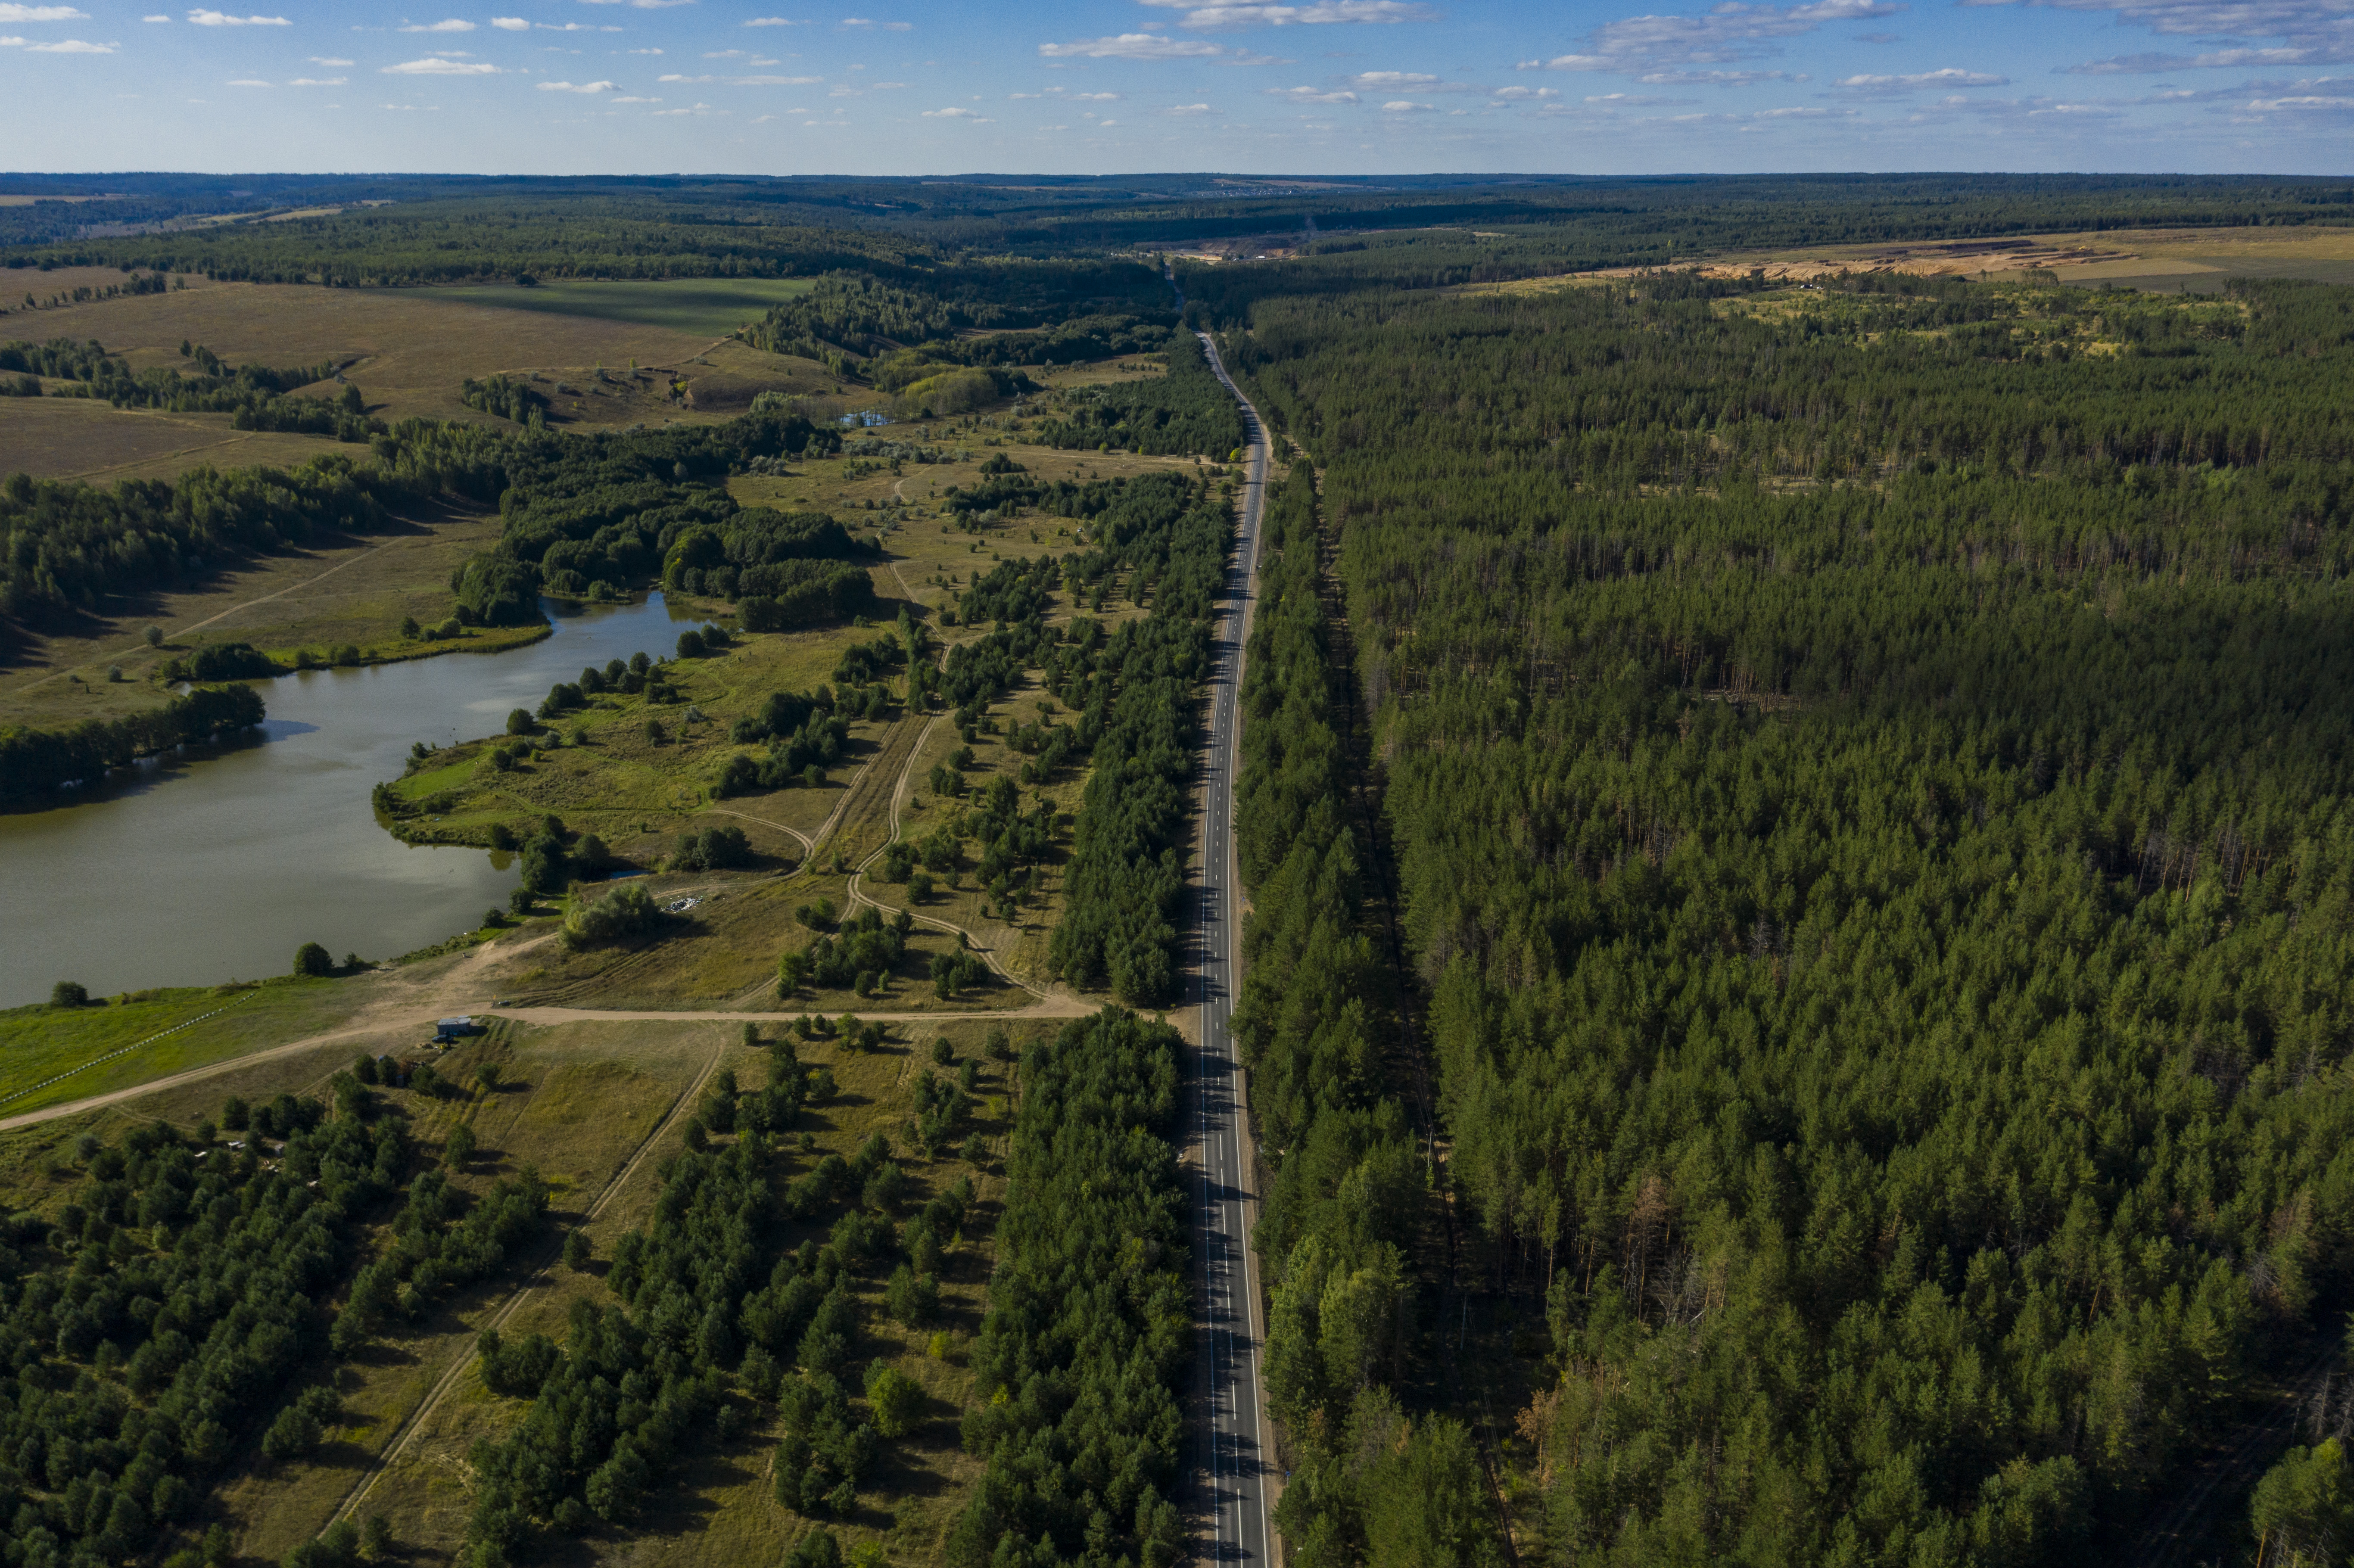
(0, 594, 706, 1006)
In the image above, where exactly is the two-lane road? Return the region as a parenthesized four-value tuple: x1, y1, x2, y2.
(1193, 330, 1278, 1568)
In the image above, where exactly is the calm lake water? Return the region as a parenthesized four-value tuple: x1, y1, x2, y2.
(0, 594, 704, 1007)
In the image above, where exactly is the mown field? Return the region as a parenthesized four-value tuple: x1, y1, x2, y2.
(420, 277, 817, 337)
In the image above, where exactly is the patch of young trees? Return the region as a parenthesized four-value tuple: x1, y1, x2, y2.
(0, 1090, 428, 1567)
(1228, 464, 1496, 1563)
(947, 1009, 1189, 1568)
(452, 1036, 968, 1559)
(1036, 332, 1244, 458)
(1046, 471, 1233, 1003)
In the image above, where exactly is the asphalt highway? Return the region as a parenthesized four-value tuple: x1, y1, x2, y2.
(1193, 329, 1277, 1568)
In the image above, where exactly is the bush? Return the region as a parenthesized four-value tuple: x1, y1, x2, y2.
(293, 941, 334, 977)
(50, 980, 87, 1008)
(261, 1404, 324, 1461)
(564, 1229, 593, 1271)
(562, 882, 660, 950)
(445, 1123, 477, 1169)
(864, 1363, 924, 1438)
(143, 625, 164, 647)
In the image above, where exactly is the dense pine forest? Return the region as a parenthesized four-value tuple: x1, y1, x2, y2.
(1230, 270, 2354, 1563)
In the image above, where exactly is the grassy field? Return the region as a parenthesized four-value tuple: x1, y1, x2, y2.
(1459, 222, 2354, 295)
(0, 277, 827, 470)
(0, 976, 375, 1117)
(419, 277, 817, 336)
(0, 395, 352, 485)
(374, 387, 1199, 1008)
(0, 500, 533, 730)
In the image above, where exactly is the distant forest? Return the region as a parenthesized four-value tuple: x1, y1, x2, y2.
(6, 171, 2353, 284)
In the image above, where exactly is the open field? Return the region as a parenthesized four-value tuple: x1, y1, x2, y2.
(1462, 222, 2354, 295)
(422, 277, 817, 336)
(0, 278, 834, 470)
(0, 976, 372, 1119)
(0, 395, 353, 486)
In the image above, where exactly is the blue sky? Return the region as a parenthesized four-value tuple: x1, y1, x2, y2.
(1, 0, 2347, 174)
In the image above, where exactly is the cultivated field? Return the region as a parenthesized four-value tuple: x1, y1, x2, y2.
(423, 277, 817, 337)
(0, 276, 838, 478)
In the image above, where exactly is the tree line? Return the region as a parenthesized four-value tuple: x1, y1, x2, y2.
(1233, 464, 1503, 1567)
(0, 683, 262, 801)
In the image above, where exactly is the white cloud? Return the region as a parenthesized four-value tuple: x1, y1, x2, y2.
(872, 77, 903, 85)
(921, 103, 988, 116)
(1830, 65, 2005, 91)
(539, 76, 616, 89)
(1349, 68, 1434, 83)
(490, 15, 528, 27)
(1162, 100, 1217, 111)
(1638, 67, 1809, 84)
(309, 53, 353, 62)
(625, 45, 660, 51)
(657, 70, 706, 78)
(1531, 0, 1900, 74)
(536, 20, 617, 28)
(576, 0, 695, 8)
(1268, 83, 1357, 99)
(287, 74, 344, 82)
(1970, 0, 2354, 71)
(1040, 31, 1222, 57)
(1490, 84, 1557, 97)
(743, 14, 798, 22)
(1072, 89, 1119, 98)
(839, 13, 870, 22)
(400, 18, 475, 31)
(0, 3, 87, 19)
(883, 17, 908, 26)
(187, 7, 288, 22)
(1139, 0, 1436, 24)
(143, 12, 168, 17)
(19, 34, 109, 47)
(733, 71, 819, 81)
(2067, 44, 2324, 71)
(383, 54, 498, 71)
(1380, 96, 1431, 108)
